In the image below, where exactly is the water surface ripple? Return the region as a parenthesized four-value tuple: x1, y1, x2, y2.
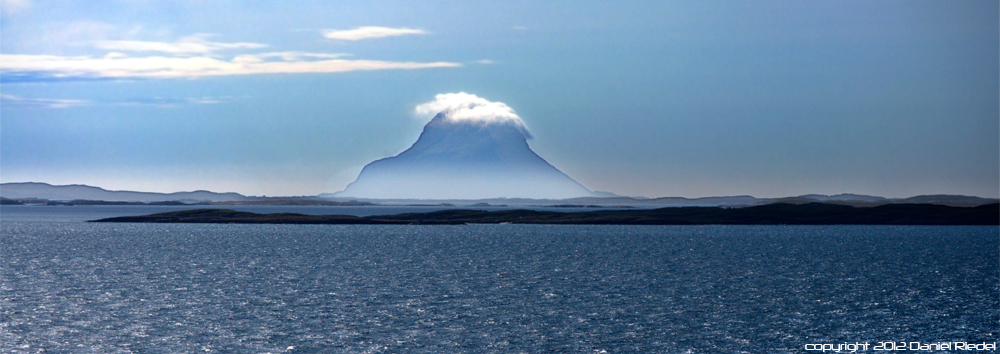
(1, 216, 997, 353)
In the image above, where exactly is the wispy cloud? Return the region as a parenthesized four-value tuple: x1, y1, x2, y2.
(474, 59, 496, 65)
(93, 35, 267, 55)
(0, 53, 459, 80)
(2, 32, 459, 82)
(322, 26, 427, 41)
(113, 96, 228, 107)
(240, 51, 349, 61)
(1, 94, 90, 108)
(0, 94, 230, 109)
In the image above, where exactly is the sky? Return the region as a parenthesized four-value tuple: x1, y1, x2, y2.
(1, 0, 997, 199)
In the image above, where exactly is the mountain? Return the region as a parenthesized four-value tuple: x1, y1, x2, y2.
(334, 113, 595, 199)
(0, 182, 250, 202)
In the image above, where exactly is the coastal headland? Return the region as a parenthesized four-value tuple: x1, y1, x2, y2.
(90, 202, 999, 225)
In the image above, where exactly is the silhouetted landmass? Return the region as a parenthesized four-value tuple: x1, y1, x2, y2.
(90, 209, 418, 225)
(91, 203, 999, 225)
(319, 194, 999, 208)
(6, 182, 997, 207)
(0, 198, 374, 206)
(206, 200, 374, 206)
(545, 204, 633, 208)
(0, 197, 24, 205)
(42, 200, 190, 206)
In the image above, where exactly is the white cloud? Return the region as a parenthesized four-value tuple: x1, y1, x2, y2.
(0, 94, 89, 108)
(113, 96, 229, 107)
(187, 97, 224, 105)
(0, 93, 232, 108)
(415, 93, 525, 127)
(250, 51, 349, 61)
(93, 35, 267, 55)
(475, 59, 496, 65)
(2, 32, 458, 81)
(0, 52, 460, 80)
(322, 26, 427, 41)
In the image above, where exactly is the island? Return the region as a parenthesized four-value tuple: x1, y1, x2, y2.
(89, 202, 999, 225)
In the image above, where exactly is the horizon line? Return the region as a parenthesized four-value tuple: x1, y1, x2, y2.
(1, 181, 997, 201)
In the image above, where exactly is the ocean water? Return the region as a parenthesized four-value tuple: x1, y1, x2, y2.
(1, 206, 997, 353)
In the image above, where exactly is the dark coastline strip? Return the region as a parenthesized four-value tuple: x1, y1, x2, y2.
(88, 203, 1000, 225)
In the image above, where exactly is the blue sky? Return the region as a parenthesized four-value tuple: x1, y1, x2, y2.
(1, 0, 997, 198)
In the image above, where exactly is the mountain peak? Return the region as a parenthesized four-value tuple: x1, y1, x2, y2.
(415, 92, 527, 128)
(336, 94, 593, 199)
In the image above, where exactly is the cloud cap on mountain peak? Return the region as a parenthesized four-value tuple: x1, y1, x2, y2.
(415, 93, 526, 128)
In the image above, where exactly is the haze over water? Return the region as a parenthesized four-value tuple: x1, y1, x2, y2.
(2, 206, 996, 352)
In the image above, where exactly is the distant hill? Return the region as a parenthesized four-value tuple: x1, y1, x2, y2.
(318, 194, 998, 208)
(894, 194, 999, 206)
(771, 194, 997, 207)
(0, 182, 250, 202)
(4, 182, 995, 207)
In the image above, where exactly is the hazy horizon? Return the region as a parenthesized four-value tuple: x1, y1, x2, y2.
(2, 1, 997, 199)
(4, 181, 1000, 202)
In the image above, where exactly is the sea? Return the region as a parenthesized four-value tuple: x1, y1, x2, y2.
(1, 205, 997, 353)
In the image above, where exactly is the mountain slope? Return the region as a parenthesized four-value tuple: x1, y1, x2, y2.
(336, 113, 594, 199)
